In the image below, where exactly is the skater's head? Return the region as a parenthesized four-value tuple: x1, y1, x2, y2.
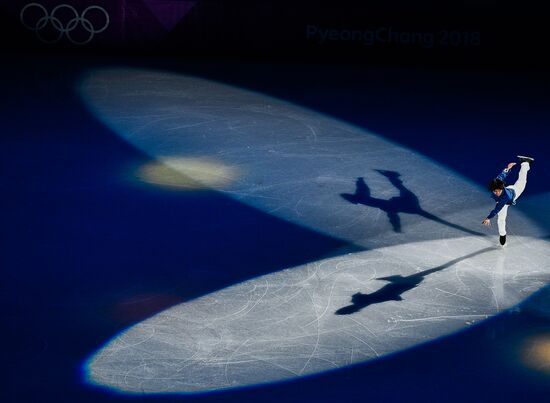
(489, 178, 505, 196)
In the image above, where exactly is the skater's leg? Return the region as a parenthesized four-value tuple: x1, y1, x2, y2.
(497, 205, 509, 236)
(510, 162, 530, 200)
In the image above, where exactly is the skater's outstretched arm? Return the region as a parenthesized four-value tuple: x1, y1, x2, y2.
(485, 200, 506, 222)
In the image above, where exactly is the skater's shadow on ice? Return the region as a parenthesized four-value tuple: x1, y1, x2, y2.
(340, 170, 484, 236)
(335, 247, 495, 315)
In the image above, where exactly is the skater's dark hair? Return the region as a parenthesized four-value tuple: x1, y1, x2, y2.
(489, 178, 505, 192)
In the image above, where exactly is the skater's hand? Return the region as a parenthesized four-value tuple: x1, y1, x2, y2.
(507, 162, 517, 170)
(482, 219, 491, 226)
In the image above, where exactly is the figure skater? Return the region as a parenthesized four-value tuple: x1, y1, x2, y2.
(482, 156, 534, 245)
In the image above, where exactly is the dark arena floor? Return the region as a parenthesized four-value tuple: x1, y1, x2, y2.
(2, 3, 550, 400)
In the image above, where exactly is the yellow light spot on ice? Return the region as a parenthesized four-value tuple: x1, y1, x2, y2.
(522, 334, 550, 374)
(138, 157, 241, 189)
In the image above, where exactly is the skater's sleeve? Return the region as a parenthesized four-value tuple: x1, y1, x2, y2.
(487, 200, 505, 219)
(495, 168, 510, 182)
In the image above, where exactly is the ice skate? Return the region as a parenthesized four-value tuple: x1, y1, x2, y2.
(517, 155, 534, 164)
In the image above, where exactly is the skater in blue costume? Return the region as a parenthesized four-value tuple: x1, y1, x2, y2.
(482, 156, 534, 245)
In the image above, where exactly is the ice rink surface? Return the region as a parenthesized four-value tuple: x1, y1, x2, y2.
(79, 69, 550, 393)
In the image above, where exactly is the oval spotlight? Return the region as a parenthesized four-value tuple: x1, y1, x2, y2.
(86, 237, 550, 394)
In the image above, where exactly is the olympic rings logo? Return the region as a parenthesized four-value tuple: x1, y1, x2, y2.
(20, 3, 109, 45)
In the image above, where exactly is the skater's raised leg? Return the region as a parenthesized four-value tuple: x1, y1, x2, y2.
(509, 158, 532, 200)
